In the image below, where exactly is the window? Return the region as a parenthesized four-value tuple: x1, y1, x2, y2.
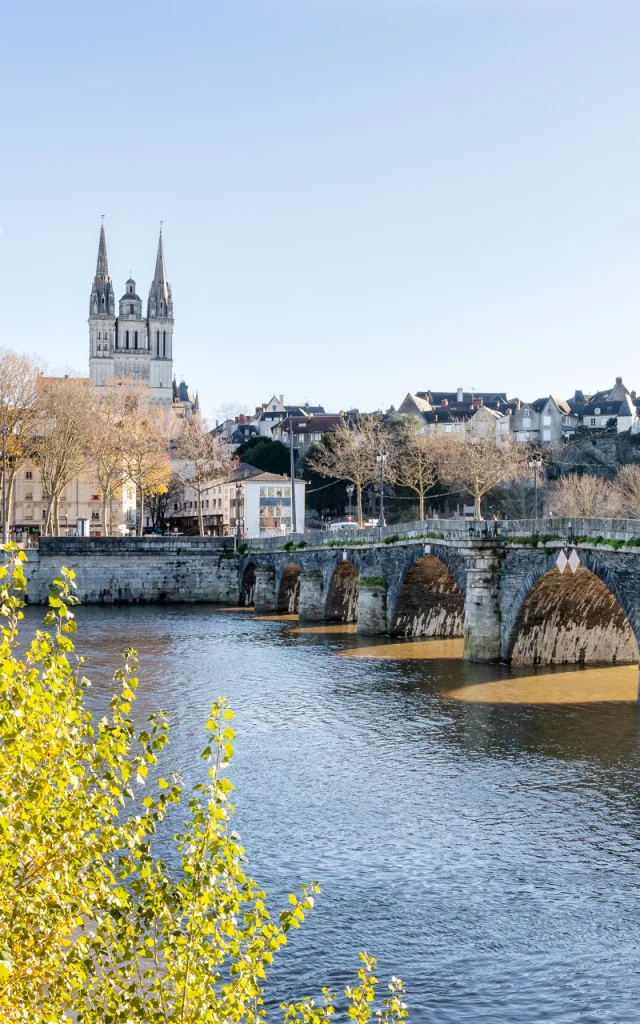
(523, 417, 531, 428)
(594, 408, 600, 415)
(156, 330, 160, 356)
(205, 499, 209, 509)
(173, 503, 178, 511)
(268, 487, 274, 497)
(129, 304, 134, 314)
(259, 506, 266, 517)
(24, 492, 32, 501)
(134, 331, 138, 349)
(24, 506, 33, 520)
(499, 421, 508, 431)
(25, 471, 33, 480)
(276, 487, 282, 498)
(543, 429, 551, 442)
(260, 487, 266, 496)
(91, 512, 99, 521)
(163, 331, 166, 358)
(590, 418, 596, 426)
(445, 425, 452, 433)
(284, 487, 291, 497)
(126, 488, 133, 500)
(97, 331, 101, 340)
(543, 415, 551, 426)
(455, 424, 462, 431)
(601, 418, 608, 427)
(126, 330, 130, 348)
(313, 433, 321, 442)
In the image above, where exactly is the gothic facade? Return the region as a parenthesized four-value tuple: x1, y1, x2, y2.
(88, 224, 198, 417)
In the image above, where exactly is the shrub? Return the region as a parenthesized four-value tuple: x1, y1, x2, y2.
(0, 545, 407, 1024)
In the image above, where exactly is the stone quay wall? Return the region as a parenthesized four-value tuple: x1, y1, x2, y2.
(25, 536, 235, 605)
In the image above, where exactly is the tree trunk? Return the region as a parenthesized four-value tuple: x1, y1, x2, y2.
(137, 484, 144, 536)
(197, 483, 204, 536)
(43, 497, 53, 537)
(52, 493, 60, 536)
(356, 483, 363, 526)
(6, 469, 17, 535)
(101, 494, 110, 537)
(475, 491, 482, 520)
(419, 490, 425, 521)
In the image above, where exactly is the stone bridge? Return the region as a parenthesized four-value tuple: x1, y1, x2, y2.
(25, 517, 640, 670)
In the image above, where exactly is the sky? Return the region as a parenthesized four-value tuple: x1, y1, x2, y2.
(1, 0, 640, 421)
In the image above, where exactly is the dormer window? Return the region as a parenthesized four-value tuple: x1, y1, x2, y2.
(595, 407, 600, 415)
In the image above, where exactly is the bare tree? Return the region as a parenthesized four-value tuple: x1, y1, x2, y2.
(89, 383, 133, 536)
(305, 414, 389, 525)
(389, 418, 441, 520)
(34, 377, 93, 535)
(121, 400, 172, 536)
(0, 351, 41, 532)
(174, 417, 233, 535)
(549, 472, 619, 518)
(438, 437, 533, 520)
(613, 464, 640, 518)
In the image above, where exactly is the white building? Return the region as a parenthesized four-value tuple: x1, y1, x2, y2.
(177, 464, 306, 537)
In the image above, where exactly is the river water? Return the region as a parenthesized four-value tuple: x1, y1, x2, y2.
(37, 604, 640, 1022)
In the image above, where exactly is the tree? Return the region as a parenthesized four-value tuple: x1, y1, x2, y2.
(0, 547, 407, 1023)
(145, 471, 183, 532)
(389, 418, 441, 521)
(175, 417, 233, 535)
(438, 437, 533, 520)
(550, 472, 620, 518)
(305, 415, 389, 525)
(89, 382, 132, 536)
(121, 399, 172, 536)
(34, 377, 93, 535)
(0, 351, 41, 533)
(236, 436, 291, 475)
(613, 464, 640, 518)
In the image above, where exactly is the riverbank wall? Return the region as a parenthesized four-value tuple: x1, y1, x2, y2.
(24, 537, 238, 604)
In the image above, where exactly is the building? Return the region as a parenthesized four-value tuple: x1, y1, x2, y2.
(272, 414, 343, 457)
(10, 460, 136, 539)
(252, 395, 326, 437)
(511, 397, 578, 445)
(88, 222, 198, 419)
(176, 463, 306, 536)
(570, 378, 638, 434)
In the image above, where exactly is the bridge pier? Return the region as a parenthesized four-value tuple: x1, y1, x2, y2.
(218, 556, 241, 604)
(357, 580, 387, 635)
(254, 567, 276, 613)
(463, 544, 503, 663)
(298, 571, 325, 622)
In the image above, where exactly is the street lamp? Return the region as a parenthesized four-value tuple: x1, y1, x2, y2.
(235, 480, 243, 541)
(376, 450, 388, 529)
(529, 454, 544, 519)
(1, 425, 7, 546)
(346, 483, 354, 519)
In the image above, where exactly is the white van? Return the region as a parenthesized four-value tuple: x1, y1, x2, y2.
(328, 521, 362, 531)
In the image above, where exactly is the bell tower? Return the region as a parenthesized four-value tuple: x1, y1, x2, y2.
(88, 220, 116, 386)
(147, 228, 174, 406)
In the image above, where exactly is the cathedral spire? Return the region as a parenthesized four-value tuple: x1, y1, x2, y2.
(95, 220, 110, 281)
(147, 227, 173, 319)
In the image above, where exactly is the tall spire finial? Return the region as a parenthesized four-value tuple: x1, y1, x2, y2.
(96, 220, 109, 279)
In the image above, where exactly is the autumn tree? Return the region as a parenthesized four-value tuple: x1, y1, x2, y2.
(0, 350, 41, 532)
(89, 382, 133, 536)
(389, 417, 442, 520)
(174, 416, 233, 535)
(305, 414, 390, 525)
(145, 471, 183, 532)
(438, 436, 533, 520)
(121, 399, 171, 536)
(34, 376, 93, 535)
(549, 472, 619, 518)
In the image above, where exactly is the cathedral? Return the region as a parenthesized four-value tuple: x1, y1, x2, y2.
(88, 223, 199, 418)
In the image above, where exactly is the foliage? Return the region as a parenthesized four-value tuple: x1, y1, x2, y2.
(438, 438, 534, 520)
(175, 416, 233, 536)
(305, 415, 390, 526)
(34, 376, 94, 536)
(358, 577, 387, 588)
(387, 418, 442, 521)
(236, 437, 290, 476)
(0, 350, 41, 530)
(383, 535, 401, 545)
(613, 464, 640, 518)
(0, 545, 406, 1023)
(145, 472, 183, 533)
(548, 472, 620, 518)
(121, 398, 172, 536)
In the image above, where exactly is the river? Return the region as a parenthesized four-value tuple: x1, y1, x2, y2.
(35, 604, 640, 1022)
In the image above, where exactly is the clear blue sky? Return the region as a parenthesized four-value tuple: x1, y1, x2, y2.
(2, 0, 640, 420)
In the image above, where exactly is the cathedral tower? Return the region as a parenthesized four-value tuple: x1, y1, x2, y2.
(88, 223, 116, 386)
(147, 230, 174, 405)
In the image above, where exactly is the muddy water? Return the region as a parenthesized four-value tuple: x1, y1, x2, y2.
(32, 604, 640, 1023)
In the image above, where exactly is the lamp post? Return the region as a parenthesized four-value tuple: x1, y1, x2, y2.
(235, 480, 243, 542)
(288, 419, 297, 534)
(529, 454, 544, 519)
(346, 482, 354, 519)
(1, 425, 7, 546)
(376, 450, 388, 529)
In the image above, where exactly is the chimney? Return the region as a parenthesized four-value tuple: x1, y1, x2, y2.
(632, 391, 637, 402)
(472, 396, 483, 409)
(456, 387, 464, 402)
(279, 394, 284, 404)
(441, 398, 448, 406)
(616, 376, 622, 385)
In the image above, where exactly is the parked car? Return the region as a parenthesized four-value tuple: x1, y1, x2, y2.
(328, 521, 362, 531)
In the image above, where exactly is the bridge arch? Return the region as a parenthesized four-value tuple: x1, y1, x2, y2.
(277, 562, 302, 613)
(240, 563, 257, 607)
(504, 552, 640, 665)
(325, 560, 359, 622)
(390, 553, 465, 637)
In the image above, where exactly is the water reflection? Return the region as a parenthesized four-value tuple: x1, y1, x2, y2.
(341, 638, 463, 660)
(448, 665, 639, 704)
(22, 604, 640, 1023)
